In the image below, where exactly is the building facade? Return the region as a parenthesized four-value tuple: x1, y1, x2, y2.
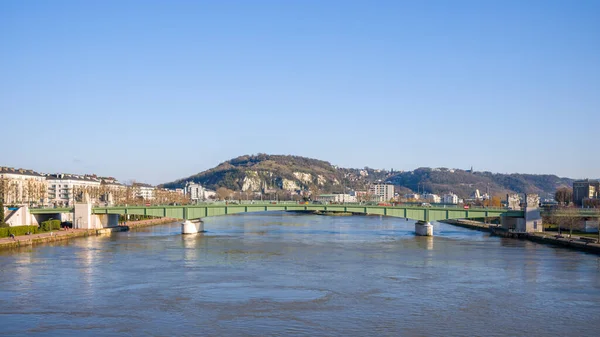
(133, 183, 155, 200)
(573, 179, 600, 206)
(316, 193, 357, 203)
(442, 193, 459, 204)
(0, 167, 47, 206)
(46, 174, 101, 206)
(186, 182, 205, 202)
(185, 182, 216, 202)
(423, 193, 441, 203)
(369, 183, 394, 202)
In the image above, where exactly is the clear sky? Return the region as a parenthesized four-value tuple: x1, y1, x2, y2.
(1, 0, 598, 185)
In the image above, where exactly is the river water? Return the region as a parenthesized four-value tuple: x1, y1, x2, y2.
(1, 212, 599, 336)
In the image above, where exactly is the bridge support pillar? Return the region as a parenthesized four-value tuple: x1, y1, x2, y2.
(415, 221, 433, 236)
(74, 202, 101, 229)
(181, 220, 204, 234)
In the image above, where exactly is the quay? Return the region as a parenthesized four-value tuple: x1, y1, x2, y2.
(0, 217, 176, 250)
(443, 219, 600, 255)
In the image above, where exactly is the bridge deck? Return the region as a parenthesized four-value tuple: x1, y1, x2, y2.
(59, 204, 524, 222)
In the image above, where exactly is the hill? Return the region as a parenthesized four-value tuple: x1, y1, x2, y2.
(162, 154, 574, 199)
(161, 154, 345, 193)
(385, 168, 573, 198)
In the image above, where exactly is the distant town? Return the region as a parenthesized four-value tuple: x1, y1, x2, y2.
(1, 165, 598, 210)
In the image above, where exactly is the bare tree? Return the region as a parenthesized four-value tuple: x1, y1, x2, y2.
(216, 187, 232, 201)
(555, 187, 573, 206)
(557, 207, 581, 238)
(0, 178, 8, 204)
(309, 185, 320, 201)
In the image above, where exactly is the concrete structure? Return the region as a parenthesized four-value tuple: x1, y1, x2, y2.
(573, 179, 600, 206)
(0, 167, 47, 206)
(415, 221, 433, 236)
(369, 183, 394, 202)
(501, 194, 543, 233)
(73, 202, 118, 229)
(2, 206, 40, 227)
(182, 220, 204, 234)
(46, 174, 101, 207)
(442, 193, 459, 204)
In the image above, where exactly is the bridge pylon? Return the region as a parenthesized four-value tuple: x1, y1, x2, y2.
(182, 220, 204, 234)
(415, 221, 433, 236)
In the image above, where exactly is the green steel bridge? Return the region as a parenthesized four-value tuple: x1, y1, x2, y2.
(31, 204, 525, 222)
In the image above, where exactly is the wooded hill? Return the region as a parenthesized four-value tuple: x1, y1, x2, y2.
(162, 154, 345, 193)
(386, 168, 573, 198)
(162, 154, 574, 198)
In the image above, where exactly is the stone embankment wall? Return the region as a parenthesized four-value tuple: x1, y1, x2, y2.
(441, 219, 493, 232)
(442, 219, 600, 255)
(0, 218, 178, 250)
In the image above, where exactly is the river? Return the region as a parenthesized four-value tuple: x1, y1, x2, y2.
(1, 212, 599, 336)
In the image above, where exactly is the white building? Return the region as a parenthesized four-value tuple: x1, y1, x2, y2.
(404, 193, 420, 200)
(0, 167, 47, 205)
(185, 182, 215, 202)
(369, 183, 394, 202)
(133, 183, 155, 200)
(186, 182, 204, 201)
(423, 193, 441, 203)
(46, 174, 101, 206)
(316, 193, 357, 203)
(442, 193, 459, 204)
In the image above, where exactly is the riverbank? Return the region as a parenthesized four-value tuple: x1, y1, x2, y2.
(442, 219, 600, 255)
(492, 229, 600, 255)
(0, 217, 178, 250)
(441, 219, 493, 232)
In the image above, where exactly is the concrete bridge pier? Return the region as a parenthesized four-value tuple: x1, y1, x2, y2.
(182, 220, 204, 234)
(415, 221, 433, 236)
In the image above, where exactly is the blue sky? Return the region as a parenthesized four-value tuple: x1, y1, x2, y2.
(1, 0, 598, 185)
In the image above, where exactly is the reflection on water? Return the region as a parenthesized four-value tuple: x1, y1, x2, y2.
(0, 212, 599, 336)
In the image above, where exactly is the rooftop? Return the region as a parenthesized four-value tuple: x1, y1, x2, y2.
(46, 173, 101, 182)
(0, 166, 44, 177)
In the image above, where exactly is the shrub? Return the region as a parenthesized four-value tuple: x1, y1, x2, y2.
(40, 219, 61, 232)
(0, 225, 39, 238)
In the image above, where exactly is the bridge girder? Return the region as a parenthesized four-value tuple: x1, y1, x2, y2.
(83, 204, 524, 222)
